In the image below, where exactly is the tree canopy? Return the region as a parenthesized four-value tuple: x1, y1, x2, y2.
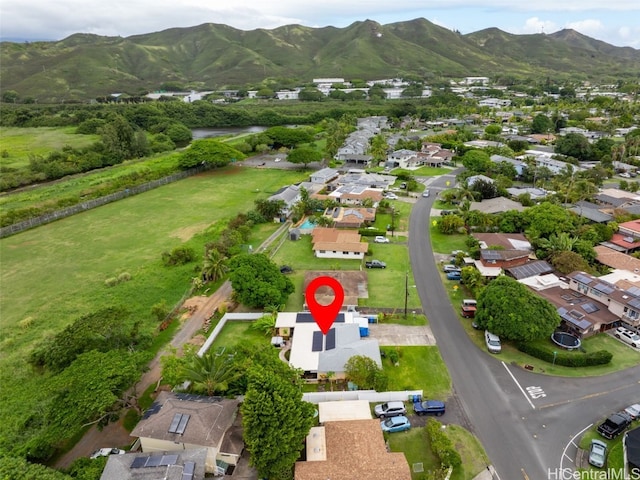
(241, 366, 315, 479)
(229, 254, 294, 308)
(475, 276, 561, 342)
(344, 355, 388, 390)
(178, 139, 245, 169)
(287, 147, 322, 167)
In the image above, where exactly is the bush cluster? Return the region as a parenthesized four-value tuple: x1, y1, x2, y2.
(161, 246, 196, 266)
(358, 227, 387, 237)
(516, 341, 612, 367)
(425, 418, 462, 468)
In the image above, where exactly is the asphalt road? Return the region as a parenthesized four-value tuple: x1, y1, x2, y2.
(409, 173, 640, 479)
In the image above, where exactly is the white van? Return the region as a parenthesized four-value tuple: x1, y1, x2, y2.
(462, 299, 477, 308)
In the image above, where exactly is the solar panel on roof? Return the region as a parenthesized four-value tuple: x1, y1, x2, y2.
(297, 312, 345, 323)
(326, 328, 336, 350)
(160, 454, 179, 466)
(593, 283, 614, 294)
(182, 461, 195, 480)
(312, 331, 323, 352)
(627, 286, 640, 297)
(176, 414, 190, 435)
(130, 457, 147, 469)
(482, 250, 502, 260)
(168, 413, 182, 433)
(142, 402, 161, 419)
(629, 298, 640, 309)
(582, 302, 600, 314)
(573, 273, 593, 285)
(145, 455, 163, 467)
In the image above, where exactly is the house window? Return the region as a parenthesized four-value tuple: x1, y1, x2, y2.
(628, 309, 639, 319)
(589, 288, 602, 297)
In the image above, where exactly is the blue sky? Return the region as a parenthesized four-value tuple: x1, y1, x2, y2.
(1, 0, 638, 48)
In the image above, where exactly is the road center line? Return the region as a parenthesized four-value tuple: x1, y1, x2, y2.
(501, 362, 536, 410)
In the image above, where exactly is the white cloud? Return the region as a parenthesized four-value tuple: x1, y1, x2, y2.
(565, 19, 605, 36)
(512, 17, 559, 35)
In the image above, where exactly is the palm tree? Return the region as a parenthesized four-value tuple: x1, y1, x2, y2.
(202, 248, 228, 283)
(182, 352, 239, 396)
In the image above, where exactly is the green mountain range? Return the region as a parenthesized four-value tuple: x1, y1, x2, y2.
(1, 18, 639, 102)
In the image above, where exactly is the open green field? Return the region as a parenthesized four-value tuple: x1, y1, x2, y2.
(0, 152, 182, 212)
(382, 346, 451, 399)
(0, 165, 306, 357)
(210, 320, 269, 351)
(0, 126, 99, 169)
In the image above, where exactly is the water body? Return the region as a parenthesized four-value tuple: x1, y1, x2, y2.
(191, 126, 267, 139)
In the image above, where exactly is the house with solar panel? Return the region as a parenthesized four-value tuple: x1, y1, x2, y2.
(275, 312, 381, 381)
(130, 392, 241, 475)
(100, 448, 207, 480)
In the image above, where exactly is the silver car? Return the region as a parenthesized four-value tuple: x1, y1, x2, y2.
(485, 331, 501, 354)
(588, 439, 607, 468)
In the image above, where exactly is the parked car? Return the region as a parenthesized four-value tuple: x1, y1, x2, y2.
(462, 299, 477, 308)
(441, 210, 454, 216)
(485, 331, 502, 353)
(374, 236, 390, 243)
(413, 400, 445, 416)
(374, 401, 406, 418)
(624, 403, 640, 420)
(384, 192, 398, 200)
(588, 439, 607, 468)
(614, 326, 640, 347)
(446, 271, 462, 280)
(471, 321, 481, 330)
(400, 182, 407, 189)
(620, 172, 631, 178)
(422, 189, 430, 197)
(443, 265, 461, 273)
(365, 260, 387, 269)
(597, 412, 632, 439)
(380, 416, 411, 433)
(90, 448, 125, 459)
(279, 265, 293, 274)
(461, 305, 476, 318)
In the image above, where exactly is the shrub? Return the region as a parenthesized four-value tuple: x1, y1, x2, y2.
(104, 277, 118, 287)
(516, 342, 612, 367)
(161, 245, 196, 266)
(117, 272, 132, 283)
(425, 418, 462, 468)
(151, 300, 170, 322)
(358, 227, 386, 237)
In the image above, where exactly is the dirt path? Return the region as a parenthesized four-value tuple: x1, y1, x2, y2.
(54, 222, 290, 469)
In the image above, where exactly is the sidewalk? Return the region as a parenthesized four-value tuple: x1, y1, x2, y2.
(472, 465, 497, 480)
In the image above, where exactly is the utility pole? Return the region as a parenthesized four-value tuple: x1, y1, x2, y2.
(404, 271, 409, 319)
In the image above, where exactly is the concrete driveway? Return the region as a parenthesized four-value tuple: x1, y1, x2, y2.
(367, 324, 436, 346)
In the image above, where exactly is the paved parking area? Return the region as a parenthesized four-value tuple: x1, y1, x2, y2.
(367, 324, 436, 346)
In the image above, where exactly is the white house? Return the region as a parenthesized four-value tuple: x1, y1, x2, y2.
(310, 168, 339, 184)
(386, 149, 417, 169)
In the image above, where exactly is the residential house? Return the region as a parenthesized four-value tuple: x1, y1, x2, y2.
(310, 168, 339, 184)
(100, 449, 208, 480)
(472, 233, 532, 251)
(595, 245, 640, 273)
(466, 174, 494, 188)
(130, 392, 241, 474)
(478, 98, 511, 108)
(505, 260, 554, 280)
(602, 219, 640, 254)
(268, 185, 302, 220)
(332, 172, 395, 190)
(419, 142, 455, 166)
(323, 207, 376, 228)
(311, 227, 367, 259)
(328, 185, 383, 206)
(506, 187, 550, 202)
(295, 419, 411, 480)
(469, 197, 526, 214)
(490, 155, 526, 177)
(275, 312, 381, 379)
(386, 149, 417, 169)
(296, 418, 411, 480)
(517, 150, 586, 175)
(479, 249, 531, 269)
(276, 89, 300, 100)
(463, 140, 504, 149)
(568, 201, 613, 224)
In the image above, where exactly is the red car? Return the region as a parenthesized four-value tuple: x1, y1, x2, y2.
(461, 305, 476, 318)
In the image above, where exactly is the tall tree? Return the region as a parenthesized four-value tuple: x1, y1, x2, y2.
(178, 139, 245, 169)
(475, 276, 561, 342)
(242, 366, 315, 479)
(201, 248, 228, 283)
(182, 351, 239, 396)
(344, 355, 387, 390)
(287, 147, 322, 168)
(229, 254, 294, 309)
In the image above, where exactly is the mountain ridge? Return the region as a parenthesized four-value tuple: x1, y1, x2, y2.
(1, 18, 639, 102)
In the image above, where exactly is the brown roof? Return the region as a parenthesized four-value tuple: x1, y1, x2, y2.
(595, 245, 640, 272)
(473, 233, 530, 250)
(340, 190, 383, 202)
(311, 227, 361, 244)
(295, 420, 411, 480)
(131, 392, 239, 448)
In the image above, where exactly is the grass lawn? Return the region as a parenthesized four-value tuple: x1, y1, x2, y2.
(411, 166, 452, 177)
(209, 320, 270, 351)
(388, 423, 488, 480)
(387, 428, 439, 480)
(429, 223, 469, 254)
(378, 313, 427, 326)
(0, 126, 99, 170)
(381, 346, 451, 399)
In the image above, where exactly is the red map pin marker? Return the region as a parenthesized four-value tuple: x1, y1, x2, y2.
(305, 276, 344, 335)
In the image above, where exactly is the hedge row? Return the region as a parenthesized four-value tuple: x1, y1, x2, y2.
(358, 228, 387, 237)
(426, 418, 462, 468)
(516, 342, 612, 367)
